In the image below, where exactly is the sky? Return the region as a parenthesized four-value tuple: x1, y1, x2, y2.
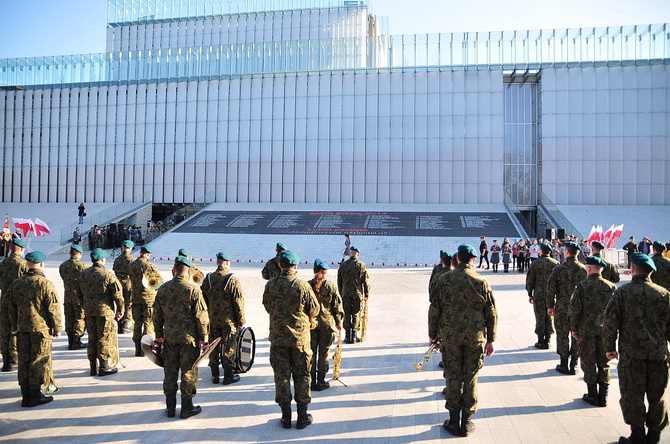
(0, 0, 669, 59)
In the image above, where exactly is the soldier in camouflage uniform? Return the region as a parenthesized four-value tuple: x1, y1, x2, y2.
(308, 259, 343, 391)
(569, 256, 617, 408)
(113, 240, 135, 334)
(59, 244, 89, 350)
(429, 251, 453, 305)
(429, 244, 497, 437)
(261, 242, 286, 280)
(650, 241, 670, 291)
(202, 251, 245, 385)
(526, 242, 559, 349)
(76, 248, 124, 377)
(603, 253, 670, 444)
(337, 246, 370, 344)
(9, 251, 61, 408)
(263, 250, 320, 430)
(547, 241, 587, 375)
(153, 256, 209, 419)
(0, 238, 28, 372)
(128, 244, 160, 356)
(591, 241, 621, 284)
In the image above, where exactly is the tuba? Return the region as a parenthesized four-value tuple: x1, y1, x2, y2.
(191, 269, 205, 286)
(142, 271, 163, 290)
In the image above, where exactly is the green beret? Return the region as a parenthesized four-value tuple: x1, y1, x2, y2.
(591, 241, 605, 250)
(440, 250, 452, 261)
(458, 244, 477, 258)
(631, 253, 656, 272)
(122, 240, 134, 249)
(564, 241, 580, 250)
(350, 246, 360, 253)
(276, 243, 286, 251)
(278, 250, 300, 265)
(141, 245, 153, 254)
(12, 238, 27, 248)
(178, 248, 190, 257)
(90, 248, 107, 261)
(216, 251, 233, 261)
(313, 259, 329, 271)
(25, 251, 47, 263)
(653, 241, 666, 251)
(539, 242, 552, 253)
(70, 244, 83, 254)
(175, 256, 193, 268)
(585, 256, 605, 266)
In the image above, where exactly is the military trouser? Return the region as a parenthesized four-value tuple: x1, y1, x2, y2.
(342, 295, 362, 332)
(618, 357, 669, 431)
(310, 327, 335, 375)
(119, 281, 133, 325)
(63, 302, 86, 338)
(0, 296, 17, 363)
(442, 339, 485, 415)
(86, 314, 115, 362)
(209, 324, 236, 372)
(16, 332, 51, 390)
(132, 302, 154, 343)
(269, 344, 312, 406)
(554, 309, 578, 359)
(533, 296, 554, 337)
(578, 333, 610, 385)
(163, 341, 200, 399)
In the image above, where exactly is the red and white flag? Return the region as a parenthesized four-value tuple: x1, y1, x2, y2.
(606, 224, 624, 248)
(3, 214, 10, 234)
(12, 218, 34, 237)
(587, 225, 603, 244)
(34, 218, 51, 237)
(603, 224, 616, 247)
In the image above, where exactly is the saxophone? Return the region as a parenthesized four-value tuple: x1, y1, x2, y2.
(332, 328, 343, 380)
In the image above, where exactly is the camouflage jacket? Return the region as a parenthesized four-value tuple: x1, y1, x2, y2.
(202, 266, 245, 329)
(547, 257, 587, 310)
(9, 270, 61, 335)
(261, 256, 281, 280)
(569, 274, 617, 336)
(59, 257, 89, 303)
(308, 278, 343, 332)
(337, 258, 370, 299)
(0, 252, 29, 293)
(154, 275, 209, 345)
(526, 255, 559, 298)
(429, 265, 450, 304)
(592, 253, 620, 284)
(113, 251, 135, 290)
(76, 263, 124, 317)
(128, 256, 159, 304)
(262, 269, 319, 347)
(603, 275, 670, 360)
(651, 254, 670, 292)
(428, 263, 497, 344)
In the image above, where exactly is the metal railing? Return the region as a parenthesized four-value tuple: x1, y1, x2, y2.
(540, 192, 584, 239)
(143, 191, 214, 244)
(503, 193, 532, 238)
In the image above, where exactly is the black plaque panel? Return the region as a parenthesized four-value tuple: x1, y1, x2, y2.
(174, 211, 519, 238)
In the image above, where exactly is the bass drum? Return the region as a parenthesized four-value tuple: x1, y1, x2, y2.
(234, 326, 256, 373)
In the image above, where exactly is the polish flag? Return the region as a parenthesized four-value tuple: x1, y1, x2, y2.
(3, 214, 10, 234)
(603, 224, 616, 247)
(587, 225, 598, 244)
(34, 218, 51, 237)
(13, 218, 34, 237)
(606, 224, 624, 248)
(587, 225, 603, 244)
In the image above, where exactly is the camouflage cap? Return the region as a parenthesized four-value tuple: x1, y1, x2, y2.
(12, 238, 27, 248)
(175, 256, 193, 268)
(313, 258, 329, 271)
(631, 252, 656, 272)
(458, 244, 477, 258)
(585, 256, 605, 266)
(122, 240, 134, 249)
(216, 251, 233, 261)
(90, 248, 107, 261)
(25, 251, 47, 263)
(278, 250, 300, 265)
(591, 240, 605, 250)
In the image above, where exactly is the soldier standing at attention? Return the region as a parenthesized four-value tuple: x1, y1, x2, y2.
(59, 244, 89, 350)
(569, 256, 617, 408)
(308, 259, 343, 391)
(603, 253, 670, 444)
(76, 248, 124, 377)
(9, 251, 61, 407)
(526, 242, 559, 349)
(113, 240, 135, 334)
(337, 246, 370, 344)
(650, 241, 670, 291)
(153, 256, 209, 419)
(428, 244, 497, 437)
(128, 245, 160, 357)
(262, 250, 319, 429)
(202, 251, 245, 385)
(590, 241, 621, 284)
(547, 241, 587, 375)
(622, 236, 638, 269)
(429, 251, 453, 304)
(261, 242, 286, 280)
(0, 238, 28, 372)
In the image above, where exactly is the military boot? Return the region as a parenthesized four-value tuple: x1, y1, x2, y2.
(280, 404, 292, 429)
(134, 341, 144, 357)
(1, 354, 16, 372)
(582, 383, 598, 406)
(180, 397, 202, 419)
(117, 320, 124, 335)
(569, 356, 578, 375)
(443, 410, 460, 436)
(210, 366, 220, 384)
(310, 370, 317, 390)
(541, 335, 551, 350)
(223, 368, 240, 385)
(296, 404, 313, 429)
(26, 388, 53, 408)
(73, 336, 86, 349)
(89, 360, 98, 376)
(67, 335, 74, 350)
(316, 372, 330, 391)
(344, 329, 352, 344)
(98, 359, 118, 377)
(460, 412, 475, 437)
(646, 429, 661, 444)
(165, 395, 176, 418)
(534, 335, 544, 349)
(555, 356, 570, 374)
(598, 383, 609, 407)
(618, 425, 646, 444)
(20, 387, 29, 407)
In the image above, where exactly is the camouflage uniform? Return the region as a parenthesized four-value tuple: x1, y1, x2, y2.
(525, 254, 559, 344)
(429, 264, 450, 305)
(59, 256, 89, 346)
(9, 270, 61, 393)
(547, 256, 587, 363)
(76, 263, 124, 366)
(262, 269, 319, 407)
(154, 275, 209, 400)
(428, 263, 497, 417)
(202, 266, 245, 377)
(651, 254, 670, 291)
(569, 274, 617, 385)
(128, 257, 160, 342)
(592, 252, 620, 284)
(603, 275, 670, 436)
(113, 250, 135, 329)
(261, 255, 281, 280)
(0, 252, 28, 369)
(337, 257, 370, 337)
(308, 277, 343, 380)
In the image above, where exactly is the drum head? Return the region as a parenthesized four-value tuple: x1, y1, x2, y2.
(234, 327, 256, 373)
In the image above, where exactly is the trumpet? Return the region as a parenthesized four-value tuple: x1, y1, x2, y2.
(191, 269, 205, 286)
(413, 338, 442, 371)
(142, 271, 163, 290)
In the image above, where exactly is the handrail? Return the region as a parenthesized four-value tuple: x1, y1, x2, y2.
(504, 193, 533, 238)
(540, 192, 584, 239)
(144, 191, 215, 244)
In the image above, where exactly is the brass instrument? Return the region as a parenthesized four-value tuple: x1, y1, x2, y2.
(413, 338, 442, 371)
(309, 317, 319, 330)
(360, 298, 368, 342)
(191, 269, 205, 286)
(41, 355, 59, 395)
(142, 271, 163, 290)
(332, 329, 343, 380)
